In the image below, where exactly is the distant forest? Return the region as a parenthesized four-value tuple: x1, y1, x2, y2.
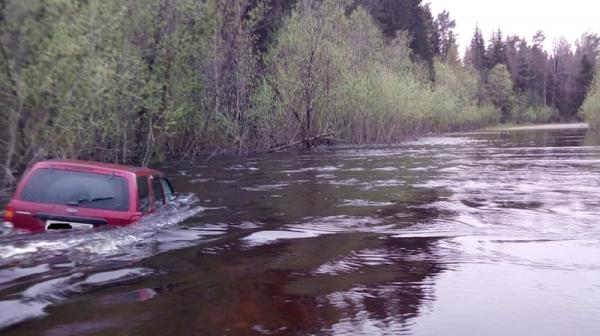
(1, 0, 599, 186)
(360, 0, 600, 122)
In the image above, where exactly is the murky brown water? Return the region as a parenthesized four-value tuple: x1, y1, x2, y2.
(2, 126, 600, 335)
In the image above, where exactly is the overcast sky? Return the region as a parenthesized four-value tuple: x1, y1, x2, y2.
(427, 0, 599, 55)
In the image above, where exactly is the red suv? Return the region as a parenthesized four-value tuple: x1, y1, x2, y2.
(2, 160, 175, 233)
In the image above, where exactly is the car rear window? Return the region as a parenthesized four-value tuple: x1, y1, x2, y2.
(20, 168, 130, 211)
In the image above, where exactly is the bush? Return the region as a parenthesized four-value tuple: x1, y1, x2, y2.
(256, 0, 499, 146)
(581, 67, 600, 129)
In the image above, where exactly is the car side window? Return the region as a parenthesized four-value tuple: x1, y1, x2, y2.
(137, 176, 150, 213)
(152, 177, 164, 207)
(160, 178, 174, 202)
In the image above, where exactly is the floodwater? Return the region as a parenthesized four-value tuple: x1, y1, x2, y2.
(2, 126, 600, 336)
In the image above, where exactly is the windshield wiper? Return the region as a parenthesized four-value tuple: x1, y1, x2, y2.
(67, 196, 114, 206)
(89, 196, 115, 202)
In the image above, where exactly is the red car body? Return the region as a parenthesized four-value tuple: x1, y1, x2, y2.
(2, 160, 174, 233)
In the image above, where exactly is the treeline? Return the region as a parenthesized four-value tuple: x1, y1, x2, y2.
(0, 0, 597, 186)
(465, 27, 600, 123)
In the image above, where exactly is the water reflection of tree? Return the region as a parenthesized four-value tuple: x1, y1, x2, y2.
(185, 234, 445, 335)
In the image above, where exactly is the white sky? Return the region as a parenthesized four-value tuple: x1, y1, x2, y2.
(427, 0, 599, 55)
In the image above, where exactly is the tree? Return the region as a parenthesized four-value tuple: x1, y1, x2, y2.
(0, 0, 131, 182)
(356, 0, 437, 80)
(549, 38, 576, 119)
(573, 32, 600, 116)
(3, 0, 595, 186)
(443, 32, 461, 66)
(465, 26, 486, 73)
(262, 0, 352, 148)
(530, 31, 548, 105)
(504, 35, 520, 83)
(435, 10, 459, 65)
(251, 0, 298, 55)
(580, 64, 600, 128)
(486, 64, 515, 121)
(487, 29, 506, 69)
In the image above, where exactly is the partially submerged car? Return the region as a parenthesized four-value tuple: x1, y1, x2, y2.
(3, 160, 175, 233)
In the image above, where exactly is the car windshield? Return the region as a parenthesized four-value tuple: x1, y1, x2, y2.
(20, 168, 130, 211)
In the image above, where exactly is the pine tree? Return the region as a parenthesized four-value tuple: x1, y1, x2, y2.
(504, 35, 520, 84)
(530, 31, 548, 105)
(444, 31, 461, 66)
(357, 0, 437, 80)
(435, 10, 458, 64)
(573, 32, 600, 116)
(465, 26, 487, 73)
(549, 38, 576, 119)
(487, 29, 506, 69)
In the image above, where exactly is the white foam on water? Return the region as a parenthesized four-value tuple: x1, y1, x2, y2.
(0, 193, 204, 265)
(338, 200, 395, 207)
(242, 184, 288, 192)
(373, 167, 399, 172)
(242, 230, 324, 245)
(280, 166, 339, 174)
(0, 267, 153, 330)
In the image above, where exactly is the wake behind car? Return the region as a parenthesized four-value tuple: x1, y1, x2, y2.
(3, 160, 175, 233)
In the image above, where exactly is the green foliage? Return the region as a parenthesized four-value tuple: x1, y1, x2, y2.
(508, 93, 555, 124)
(465, 26, 487, 72)
(257, 1, 498, 146)
(580, 66, 600, 129)
(0, 0, 133, 169)
(0, 0, 503, 184)
(465, 27, 599, 123)
(0, 0, 262, 180)
(516, 105, 555, 124)
(487, 30, 507, 69)
(486, 64, 515, 121)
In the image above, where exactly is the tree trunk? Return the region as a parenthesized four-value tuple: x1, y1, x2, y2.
(0, 40, 22, 186)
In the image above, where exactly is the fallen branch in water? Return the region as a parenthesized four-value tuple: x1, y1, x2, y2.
(204, 149, 227, 163)
(267, 131, 337, 153)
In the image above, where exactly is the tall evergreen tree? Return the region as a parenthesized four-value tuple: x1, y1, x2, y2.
(356, 0, 436, 79)
(549, 38, 576, 118)
(530, 31, 548, 105)
(465, 26, 487, 72)
(515, 39, 532, 93)
(435, 10, 457, 63)
(487, 29, 506, 69)
(444, 31, 461, 66)
(504, 35, 520, 84)
(573, 32, 600, 116)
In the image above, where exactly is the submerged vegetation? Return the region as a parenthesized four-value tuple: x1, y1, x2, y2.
(0, 0, 598, 186)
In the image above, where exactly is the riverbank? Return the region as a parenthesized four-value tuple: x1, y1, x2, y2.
(484, 123, 589, 131)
